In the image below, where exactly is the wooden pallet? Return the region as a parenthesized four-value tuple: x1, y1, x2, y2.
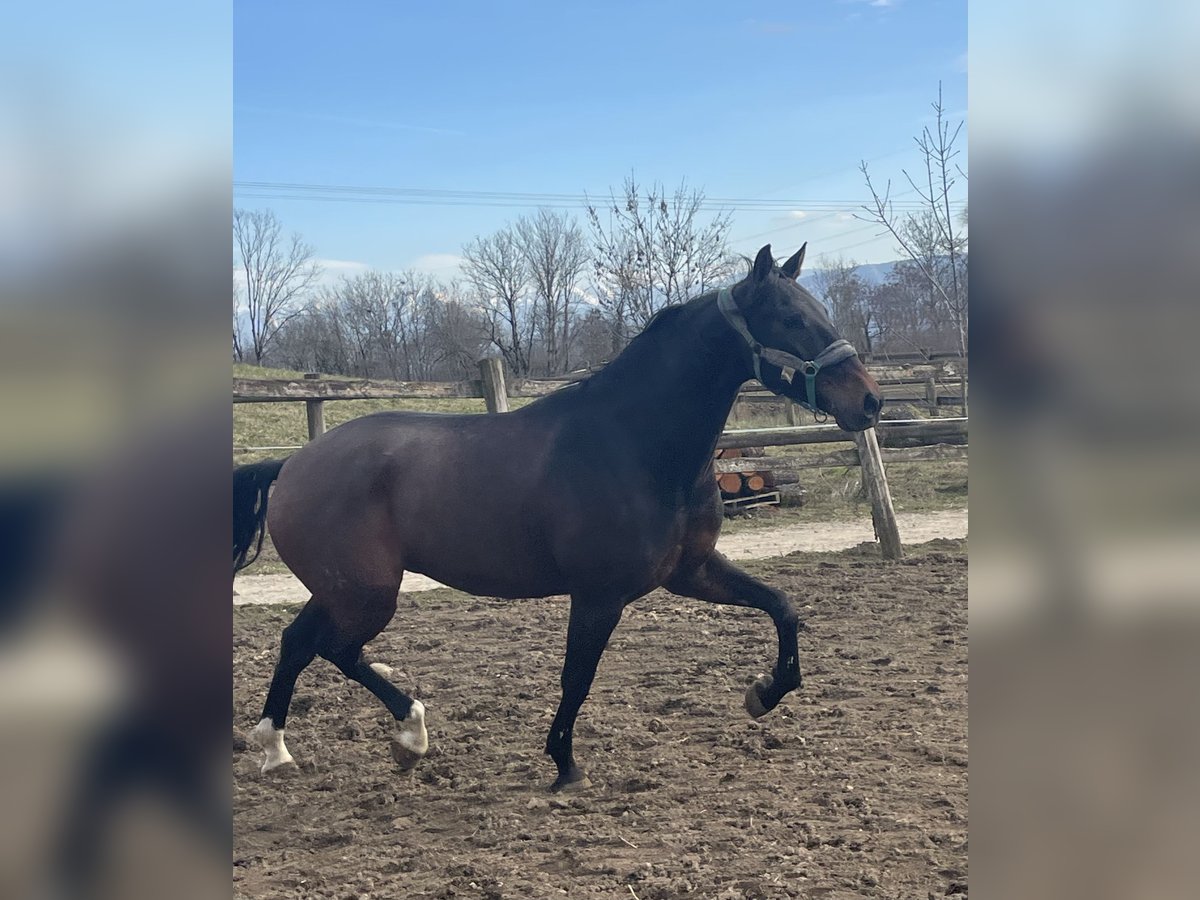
(722, 490, 781, 513)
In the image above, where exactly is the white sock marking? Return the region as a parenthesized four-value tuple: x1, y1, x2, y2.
(251, 717, 295, 773)
(368, 662, 394, 679)
(396, 700, 428, 754)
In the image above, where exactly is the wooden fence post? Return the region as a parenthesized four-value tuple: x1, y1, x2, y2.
(303, 373, 326, 440)
(925, 377, 939, 417)
(853, 427, 904, 560)
(785, 400, 801, 426)
(479, 358, 509, 413)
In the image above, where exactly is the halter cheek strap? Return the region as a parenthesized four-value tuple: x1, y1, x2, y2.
(718, 286, 858, 412)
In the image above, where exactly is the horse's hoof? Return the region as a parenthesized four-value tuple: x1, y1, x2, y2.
(389, 739, 424, 771)
(550, 771, 592, 793)
(390, 700, 428, 771)
(261, 758, 299, 776)
(745, 674, 774, 719)
(251, 718, 297, 774)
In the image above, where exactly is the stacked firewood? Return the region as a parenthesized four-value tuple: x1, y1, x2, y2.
(713, 448, 806, 513)
(714, 447, 774, 499)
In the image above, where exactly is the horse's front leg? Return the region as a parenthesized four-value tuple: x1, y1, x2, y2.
(545, 596, 625, 792)
(667, 552, 802, 717)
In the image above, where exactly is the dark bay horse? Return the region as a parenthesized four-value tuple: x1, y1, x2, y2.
(233, 244, 882, 791)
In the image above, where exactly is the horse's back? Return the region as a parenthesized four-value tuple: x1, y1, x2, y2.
(267, 410, 566, 597)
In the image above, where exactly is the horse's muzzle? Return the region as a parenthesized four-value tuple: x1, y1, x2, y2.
(863, 390, 883, 425)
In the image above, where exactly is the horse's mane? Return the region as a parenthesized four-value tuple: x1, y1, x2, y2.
(640, 303, 689, 334)
(562, 281, 753, 394)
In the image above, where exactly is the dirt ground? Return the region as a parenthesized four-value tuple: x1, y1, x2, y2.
(233, 540, 967, 899)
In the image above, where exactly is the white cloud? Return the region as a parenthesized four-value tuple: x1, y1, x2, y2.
(760, 209, 811, 230)
(313, 258, 369, 287)
(408, 252, 465, 278)
(316, 258, 370, 273)
(234, 260, 367, 293)
(840, 0, 899, 19)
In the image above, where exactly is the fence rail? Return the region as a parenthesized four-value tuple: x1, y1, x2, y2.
(236, 357, 967, 428)
(232, 375, 563, 403)
(714, 442, 967, 473)
(716, 417, 967, 450)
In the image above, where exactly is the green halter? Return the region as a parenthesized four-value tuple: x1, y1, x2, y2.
(717, 286, 858, 412)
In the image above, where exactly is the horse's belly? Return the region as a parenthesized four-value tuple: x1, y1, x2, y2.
(406, 551, 567, 600)
(398, 505, 567, 599)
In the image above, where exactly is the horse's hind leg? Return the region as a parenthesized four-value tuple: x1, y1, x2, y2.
(252, 583, 427, 773)
(325, 646, 428, 770)
(251, 600, 325, 773)
(317, 583, 428, 771)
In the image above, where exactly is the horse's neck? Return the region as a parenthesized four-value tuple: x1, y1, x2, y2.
(589, 295, 748, 482)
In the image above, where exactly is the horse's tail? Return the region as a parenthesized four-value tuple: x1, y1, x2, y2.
(233, 458, 288, 574)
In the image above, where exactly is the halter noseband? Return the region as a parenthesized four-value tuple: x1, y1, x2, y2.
(717, 286, 858, 412)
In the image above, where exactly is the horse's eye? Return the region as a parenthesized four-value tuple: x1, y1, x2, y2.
(783, 316, 806, 329)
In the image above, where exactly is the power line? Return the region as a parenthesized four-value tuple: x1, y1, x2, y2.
(820, 228, 893, 256)
(233, 179, 961, 213)
(233, 178, 964, 264)
(728, 183, 942, 244)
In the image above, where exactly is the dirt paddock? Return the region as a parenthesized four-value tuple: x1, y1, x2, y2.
(233, 540, 967, 899)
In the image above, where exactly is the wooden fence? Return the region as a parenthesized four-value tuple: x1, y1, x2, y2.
(234, 358, 967, 435)
(233, 360, 968, 559)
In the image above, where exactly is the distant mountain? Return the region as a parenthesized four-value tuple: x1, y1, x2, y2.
(799, 259, 899, 293)
(843, 260, 899, 287)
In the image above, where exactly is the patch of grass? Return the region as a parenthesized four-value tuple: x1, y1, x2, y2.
(234, 362, 311, 380)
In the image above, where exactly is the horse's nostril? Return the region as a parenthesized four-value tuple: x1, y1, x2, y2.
(864, 392, 882, 418)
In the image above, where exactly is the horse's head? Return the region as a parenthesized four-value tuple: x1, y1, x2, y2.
(725, 243, 883, 432)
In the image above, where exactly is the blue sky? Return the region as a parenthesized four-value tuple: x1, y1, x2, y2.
(235, 1, 965, 279)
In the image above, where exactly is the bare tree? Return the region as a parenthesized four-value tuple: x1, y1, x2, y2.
(424, 281, 488, 379)
(338, 271, 405, 379)
(867, 262, 944, 355)
(858, 84, 967, 356)
(232, 275, 244, 361)
(270, 273, 484, 381)
(462, 226, 534, 376)
(233, 209, 322, 364)
(586, 176, 736, 344)
(516, 209, 588, 375)
(271, 299, 351, 375)
(570, 306, 616, 370)
(811, 255, 877, 356)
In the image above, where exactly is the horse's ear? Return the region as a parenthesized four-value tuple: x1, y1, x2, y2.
(752, 244, 774, 282)
(780, 243, 807, 280)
